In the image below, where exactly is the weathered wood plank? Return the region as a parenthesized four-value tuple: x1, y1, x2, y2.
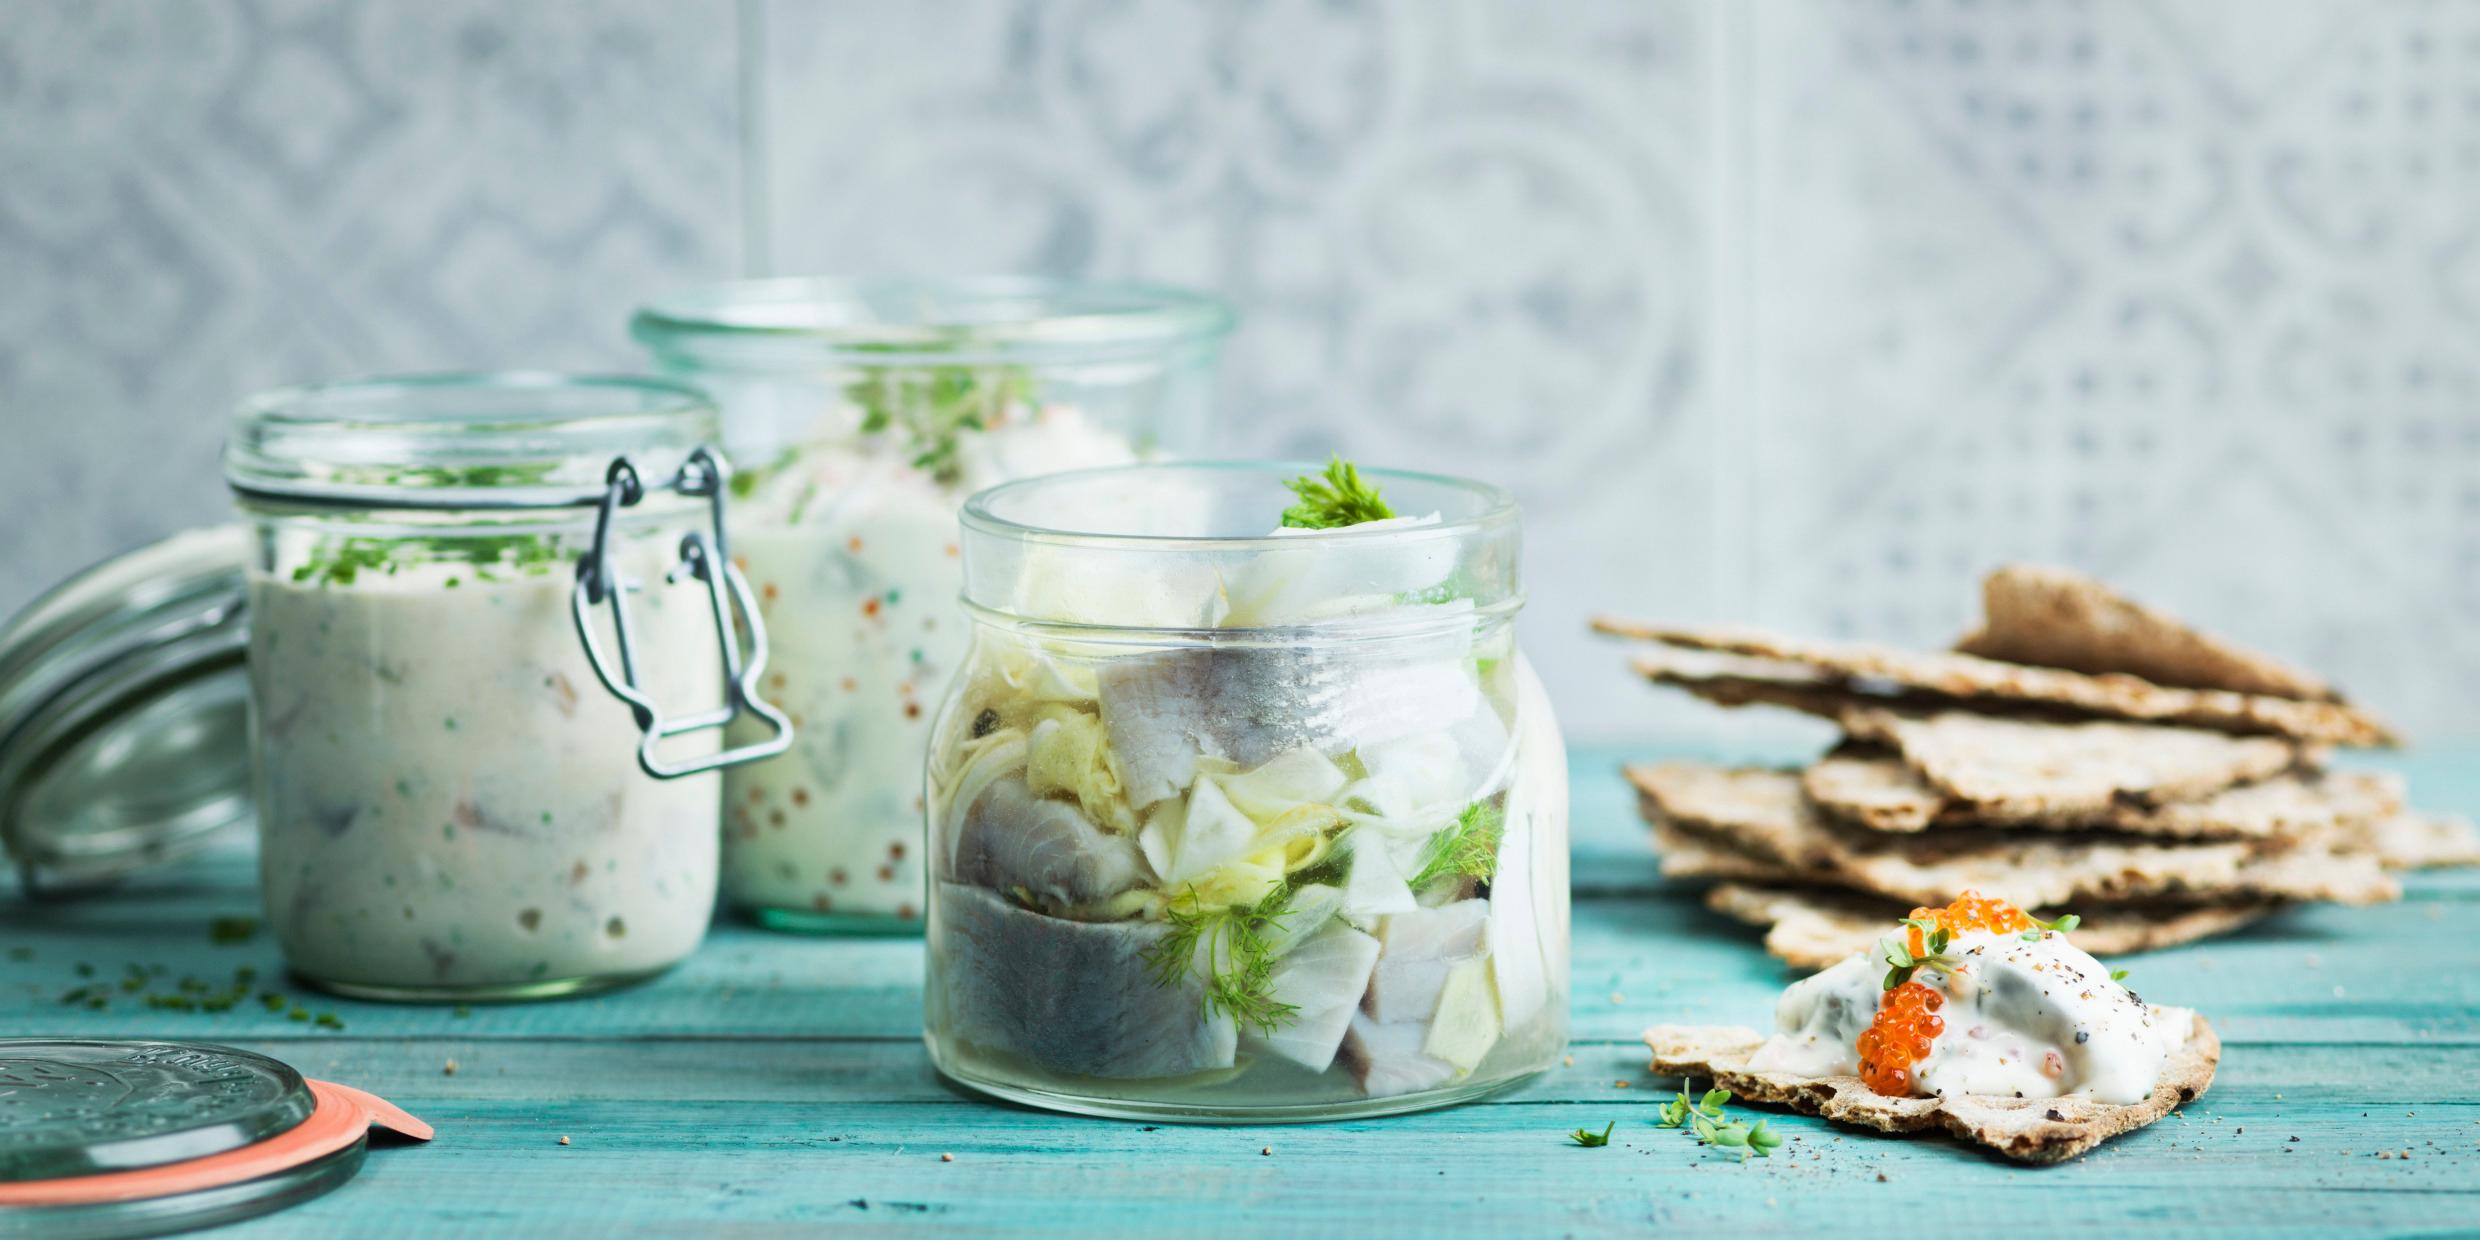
(164, 1047, 2480, 1240)
(192, 1035, 2480, 1110)
(4, 743, 2476, 1236)
(13, 884, 2478, 1046)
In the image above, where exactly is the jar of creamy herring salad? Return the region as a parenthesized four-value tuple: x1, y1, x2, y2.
(923, 461, 1570, 1120)
(224, 373, 789, 1000)
(630, 278, 1233, 934)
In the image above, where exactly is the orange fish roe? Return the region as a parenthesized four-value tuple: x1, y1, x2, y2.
(1860, 891, 2034, 1096)
(1858, 981, 1945, 1096)
(1902, 890, 2033, 958)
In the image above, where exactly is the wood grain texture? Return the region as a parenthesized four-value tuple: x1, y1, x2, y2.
(5, 744, 2476, 1237)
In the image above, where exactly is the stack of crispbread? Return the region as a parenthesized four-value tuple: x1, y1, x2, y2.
(1597, 564, 2480, 969)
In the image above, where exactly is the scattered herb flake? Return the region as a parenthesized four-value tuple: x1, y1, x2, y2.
(1568, 1120, 1616, 1148)
(290, 532, 566, 589)
(209, 915, 262, 945)
(842, 365, 1030, 487)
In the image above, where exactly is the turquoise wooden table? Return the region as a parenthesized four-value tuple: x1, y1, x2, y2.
(8, 743, 2479, 1237)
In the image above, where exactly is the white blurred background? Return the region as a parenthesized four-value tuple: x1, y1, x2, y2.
(4, 0, 2476, 743)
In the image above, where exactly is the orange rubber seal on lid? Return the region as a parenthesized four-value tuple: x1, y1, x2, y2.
(0, 1078, 430, 1206)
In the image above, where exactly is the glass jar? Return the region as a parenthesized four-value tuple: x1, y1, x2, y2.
(631, 278, 1234, 934)
(922, 462, 1569, 1121)
(223, 374, 790, 1001)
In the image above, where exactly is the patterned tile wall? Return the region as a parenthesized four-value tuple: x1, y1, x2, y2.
(4, 0, 2475, 743)
(0, 0, 744, 612)
(759, 0, 1731, 745)
(1745, 0, 2480, 742)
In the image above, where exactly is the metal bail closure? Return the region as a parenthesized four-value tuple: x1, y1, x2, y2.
(571, 446, 793, 779)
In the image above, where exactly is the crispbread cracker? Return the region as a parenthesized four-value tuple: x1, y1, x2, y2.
(1630, 762, 2401, 908)
(1627, 647, 1883, 716)
(2362, 813, 2480, 870)
(1703, 882, 2281, 970)
(1805, 750, 2403, 840)
(1642, 1014, 2220, 1164)
(1800, 749, 1957, 832)
(1594, 617, 2397, 746)
(1837, 708, 2303, 819)
(1649, 818, 1796, 885)
(1957, 564, 2336, 701)
(1813, 750, 2372, 838)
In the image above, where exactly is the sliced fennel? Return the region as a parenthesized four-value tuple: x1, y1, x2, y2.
(1217, 747, 1350, 821)
(1024, 708, 1138, 834)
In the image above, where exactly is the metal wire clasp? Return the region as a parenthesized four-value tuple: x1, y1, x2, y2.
(572, 446, 793, 779)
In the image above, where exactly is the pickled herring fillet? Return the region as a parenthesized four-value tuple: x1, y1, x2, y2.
(1098, 643, 1482, 807)
(1242, 919, 1383, 1072)
(1341, 1012, 1459, 1098)
(935, 882, 1237, 1079)
(950, 776, 1151, 909)
(1363, 899, 1490, 1022)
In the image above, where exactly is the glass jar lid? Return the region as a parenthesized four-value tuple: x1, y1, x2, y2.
(0, 1040, 315, 1182)
(630, 277, 1237, 370)
(0, 527, 252, 895)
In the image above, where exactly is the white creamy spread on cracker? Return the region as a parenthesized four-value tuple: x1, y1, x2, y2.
(1750, 915, 2189, 1105)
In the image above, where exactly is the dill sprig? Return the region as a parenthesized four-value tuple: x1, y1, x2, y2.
(1408, 801, 1504, 891)
(1878, 917, 1964, 991)
(1567, 1121, 1615, 1148)
(1142, 885, 1302, 1037)
(1279, 456, 1396, 529)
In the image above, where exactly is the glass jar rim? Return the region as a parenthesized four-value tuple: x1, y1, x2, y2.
(959, 460, 1521, 552)
(629, 276, 1237, 368)
(224, 371, 718, 511)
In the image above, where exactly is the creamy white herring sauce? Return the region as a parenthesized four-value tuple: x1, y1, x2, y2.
(1748, 929, 2191, 1105)
(250, 538, 722, 992)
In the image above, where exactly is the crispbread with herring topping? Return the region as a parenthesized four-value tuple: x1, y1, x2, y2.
(1642, 1014, 2220, 1164)
(1956, 563, 2337, 701)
